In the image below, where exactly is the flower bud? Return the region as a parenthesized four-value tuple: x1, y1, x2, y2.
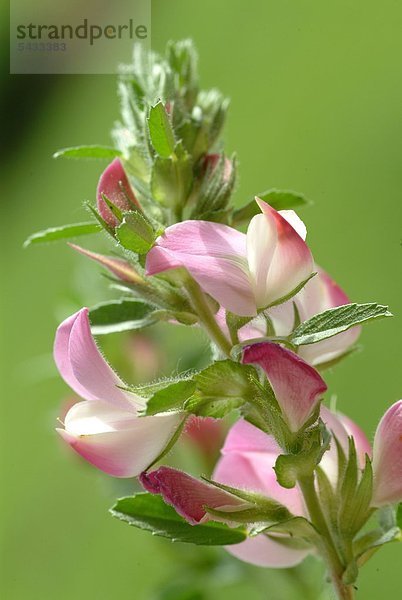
(371, 400, 402, 506)
(68, 243, 144, 284)
(96, 158, 139, 227)
(202, 153, 233, 183)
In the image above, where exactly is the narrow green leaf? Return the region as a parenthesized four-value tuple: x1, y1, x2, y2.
(53, 145, 122, 160)
(24, 222, 101, 247)
(85, 202, 115, 236)
(338, 437, 358, 530)
(148, 102, 175, 158)
(291, 303, 392, 346)
(110, 493, 247, 545)
(89, 299, 158, 335)
(316, 467, 337, 527)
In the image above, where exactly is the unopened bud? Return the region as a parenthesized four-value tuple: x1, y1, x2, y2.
(96, 158, 139, 227)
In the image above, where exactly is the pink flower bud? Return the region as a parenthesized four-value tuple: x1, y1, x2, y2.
(203, 153, 232, 183)
(68, 244, 144, 283)
(140, 466, 248, 525)
(96, 158, 139, 227)
(372, 400, 402, 506)
(242, 342, 327, 432)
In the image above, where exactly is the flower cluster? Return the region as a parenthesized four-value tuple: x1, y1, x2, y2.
(28, 41, 400, 599)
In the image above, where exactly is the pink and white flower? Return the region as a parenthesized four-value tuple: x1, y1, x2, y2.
(218, 267, 361, 366)
(54, 308, 183, 477)
(142, 406, 371, 568)
(146, 199, 314, 317)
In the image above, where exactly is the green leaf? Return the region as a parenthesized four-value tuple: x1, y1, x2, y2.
(116, 212, 155, 254)
(258, 189, 310, 211)
(291, 303, 393, 346)
(184, 360, 256, 418)
(232, 189, 309, 225)
(110, 493, 247, 545)
(89, 299, 158, 334)
(53, 145, 122, 160)
(145, 379, 196, 415)
(24, 222, 101, 247)
(148, 102, 176, 158)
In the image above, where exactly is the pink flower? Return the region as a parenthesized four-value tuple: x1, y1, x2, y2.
(141, 408, 371, 568)
(242, 342, 327, 432)
(219, 267, 360, 366)
(371, 400, 402, 506)
(146, 199, 314, 316)
(269, 267, 361, 365)
(97, 158, 140, 227)
(54, 308, 183, 477)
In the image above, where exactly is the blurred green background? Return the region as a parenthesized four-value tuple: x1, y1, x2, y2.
(2, 1, 402, 598)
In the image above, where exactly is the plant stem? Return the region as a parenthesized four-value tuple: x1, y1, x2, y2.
(184, 277, 232, 357)
(298, 475, 355, 600)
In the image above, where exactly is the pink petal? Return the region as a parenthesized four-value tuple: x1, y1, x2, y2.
(337, 412, 372, 467)
(57, 400, 183, 477)
(214, 452, 304, 517)
(319, 407, 371, 482)
(97, 158, 139, 227)
(225, 534, 308, 568)
(243, 342, 327, 432)
(217, 420, 305, 516)
(140, 466, 246, 525)
(68, 244, 143, 283)
(54, 308, 140, 411)
(184, 416, 225, 460)
(248, 199, 314, 308)
(372, 400, 402, 506)
(214, 420, 309, 567)
(221, 418, 281, 456)
(146, 220, 256, 316)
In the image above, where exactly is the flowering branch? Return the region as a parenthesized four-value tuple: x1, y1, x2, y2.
(26, 40, 401, 599)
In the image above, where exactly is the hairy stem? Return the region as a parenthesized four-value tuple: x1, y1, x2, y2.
(298, 475, 355, 600)
(184, 277, 232, 357)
